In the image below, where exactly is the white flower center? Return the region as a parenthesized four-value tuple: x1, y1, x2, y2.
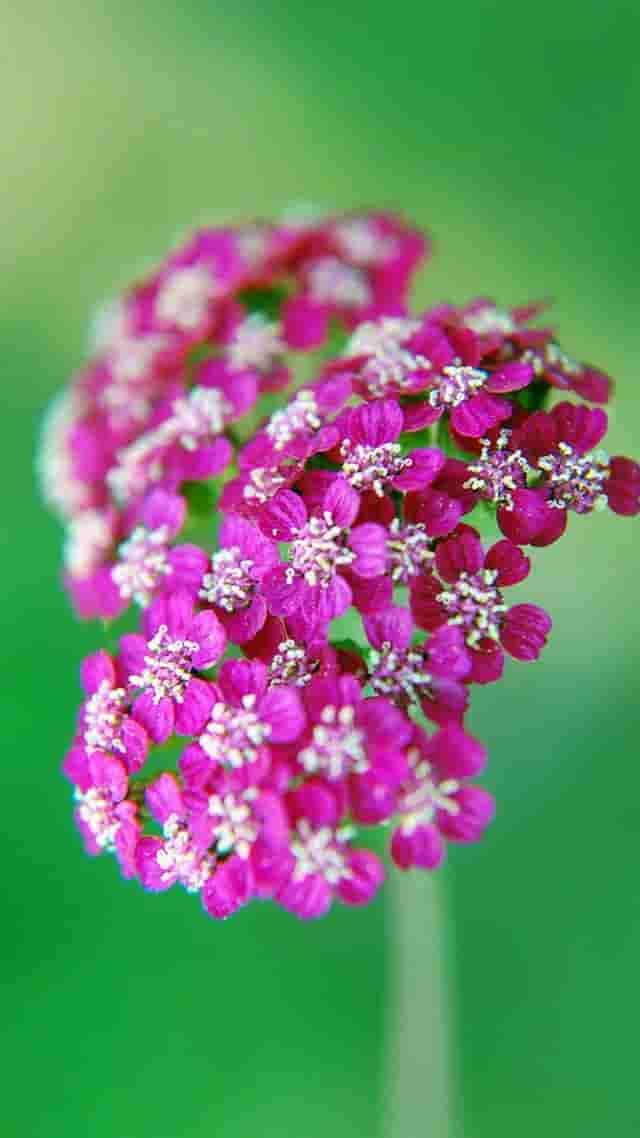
(129, 624, 199, 704)
(429, 365, 487, 409)
(228, 314, 284, 372)
(199, 694, 271, 768)
(340, 439, 411, 496)
(265, 390, 321, 450)
(437, 568, 507, 647)
(289, 511, 356, 587)
(291, 820, 353, 884)
(155, 265, 218, 330)
(307, 257, 371, 307)
(200, 547, 255, 611)
(112, 525, 171, 606)
(299, 705, 368, 780)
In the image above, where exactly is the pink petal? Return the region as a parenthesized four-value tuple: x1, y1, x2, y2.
(202, 856, 253, 919)
(428, 724, 487, 778)
(137, 836, 176, 891)
(485, 539, 530, 586)
(451, 392, 511, 437)
(500, 604, 552, 661)
(145, 772, 184, 824)
(349, 523, 389, 578)
(174, 678, 215, 735)
(364, 606, 413, 652)
(338, 849, 385, 906)
(260, 686, 306, 744)
(435, 529, 483, 580)
(80, 650, 116, 696)
(323, 478, 360, 527)
(133, 691, 175, 744)
(497, 489, 548, 545)
(260, 490, 307, 541)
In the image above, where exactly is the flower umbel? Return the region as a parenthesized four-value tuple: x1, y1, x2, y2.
(44, 208, 637, 920)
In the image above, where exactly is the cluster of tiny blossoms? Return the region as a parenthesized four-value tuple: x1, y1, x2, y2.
(42, 212, 639, 920)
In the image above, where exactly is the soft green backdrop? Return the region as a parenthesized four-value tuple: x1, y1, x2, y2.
(1, 2, 638, 1135)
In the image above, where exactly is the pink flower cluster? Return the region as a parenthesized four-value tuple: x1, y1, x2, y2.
(44, 212, 639, 920)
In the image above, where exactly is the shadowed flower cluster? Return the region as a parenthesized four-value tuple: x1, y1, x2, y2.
(42, 210, 638, 919)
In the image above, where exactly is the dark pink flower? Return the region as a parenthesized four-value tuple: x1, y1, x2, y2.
(422, 361, 533, 438)
(239, 373, 350, 470)
(256, 781, 385, 919)
(364, 606, 470, 724)
(180, 658, 305, 786)
(514, 403, 640, 543)
(63, 747, 140, 878)
(120, 590, 226, 743)
(188, 770, 289, 919)
(112, 489, 207, 607)
(76, 649, 148, 773)
(411, 528, 551, 681)
(134, 228, 245, 343)
(137, 773, 214, 894)
(338, 399, 445, 496)
(291, 673, 411, 791)
(260, 480, 388, 633)
(199, 513, 278, 643)
(389, 725, 493, 870)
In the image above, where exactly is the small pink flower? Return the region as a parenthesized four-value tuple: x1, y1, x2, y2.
(188, 770, 289, 919)
(422, 361, 533, 438)
(256, 781, 385, 919)
(293, 673, 412, 790)
(120, 591, 226, 743)
(260, 480, 389, 633)
(77, 649, 148, 772)
(514, 403, 640, 543)
(199, 513, 278, 642)
(137, 773, 214, 894)
(112, 489, 207, 607)
(364, 606, 470, 725)
(63, 748, 140, 878)
(411, 528, 551, 682)
(181, 658, 305, 786)
(389, 725, 493, 870)
(338, 399, 445, 496)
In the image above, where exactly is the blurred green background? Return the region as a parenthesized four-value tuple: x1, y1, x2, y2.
(1, 1, 638, 1135)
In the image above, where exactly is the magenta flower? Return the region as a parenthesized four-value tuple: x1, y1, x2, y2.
(260, 480, 389, 634)
(411, 528, 551, 683)
(239, 373, 351, 470)
(461, 430, 549, 545)
(188, 769, 289, 919)
(120, 590, 226, 743)
(179, 658, 305, 787)
(514, 403, 640, 544)
(76, 649, 148, 773)
(63, 748, 139, 878)
(341, 316, 451, 400)
(133, 228, 244, 343)
(364, 606, 470, 725)
(256, 781, 385, 920)
(199, 513, 279, 643)
(423, 360, 533, 438)
(112, 489, 208, 608)
(389, 725, 493, 870)
(137, 773, 214, 895)
(282, 212, 426, 350)
(337, 399, 445, 496)
(290, 673, 412, 793)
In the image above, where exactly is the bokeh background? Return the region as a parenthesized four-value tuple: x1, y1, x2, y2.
(2, 2, 638, 1135)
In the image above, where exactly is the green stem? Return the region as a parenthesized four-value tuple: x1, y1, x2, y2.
(385, 871, 458, 1138)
